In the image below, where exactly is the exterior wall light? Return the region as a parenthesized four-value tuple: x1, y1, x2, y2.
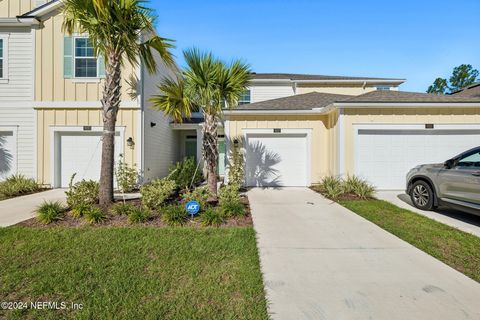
(126, 137, 135, 149)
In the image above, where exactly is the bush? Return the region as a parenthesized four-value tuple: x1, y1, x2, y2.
(228, 144, 244, 186)
(168, 157, 203, 189)
(343, 175, 375, 199)
(218, 184, 241, 205)
(84, 206, 107, 224)
(200, 208, 224, 227)
(161, 205, 187, 226)
(182, 186, 211, 210)
(115, 154, 138, 193)
(36, 201, 64, 224)
(221, 201, 245, 217)
(0, 174, 39, 197)
(318, 176, 344, 200)
(140, 178, 177, 210)
(65, 174, 99, 208)
(110, 202, 136, 216)
(70, 203, 93, 218)
(128, 207, 151, 223)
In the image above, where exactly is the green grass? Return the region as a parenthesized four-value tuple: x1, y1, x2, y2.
(0, 227, 268, 319)
(340, 199, 480, 282)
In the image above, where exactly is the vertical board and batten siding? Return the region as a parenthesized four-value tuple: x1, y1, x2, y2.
(227, 114, 336, 184)
(342, 107, 480, 174)
(0, 0, 33, 18)
(36, 108, 140, 186)
(34, 13, 137, 102)
(250, 84, 295, 103)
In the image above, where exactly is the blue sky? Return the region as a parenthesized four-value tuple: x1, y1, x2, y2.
(151, 0, 480, 92)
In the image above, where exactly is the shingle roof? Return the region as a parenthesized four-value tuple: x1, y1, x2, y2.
(450, 83, 480, 98)
(235, 92, 353, 110)
(18, 0, 60, 18)
(344, 90, 480, 103)
(250, 73, 403, 82)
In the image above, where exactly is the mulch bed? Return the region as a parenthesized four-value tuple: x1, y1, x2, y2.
(17, 194, 252, 228)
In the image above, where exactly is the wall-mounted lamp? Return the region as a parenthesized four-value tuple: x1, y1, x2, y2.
(126, 137, 135, 149)
(233, 139, 239, 146)
(150, 122, 157, 128)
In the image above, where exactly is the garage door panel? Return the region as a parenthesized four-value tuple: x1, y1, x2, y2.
(355, 128, 480, 190)
(245, 134, 308, 187)
(0, 131, 16, 180)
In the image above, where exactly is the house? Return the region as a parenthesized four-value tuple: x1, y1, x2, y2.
(224, 75, 480, 190)
(0, 0, 180, 187)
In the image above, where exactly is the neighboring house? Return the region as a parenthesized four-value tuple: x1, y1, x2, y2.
(0, 0, 179, 187)
(450, 82, 480, 98)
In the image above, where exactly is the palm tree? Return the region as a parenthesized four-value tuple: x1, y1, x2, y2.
(151, 49, 250, 198)
(62, 0, 174, 205)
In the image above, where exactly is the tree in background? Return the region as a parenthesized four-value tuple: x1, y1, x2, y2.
(427, 64, 479, 94)
(62, 0, 174, 205)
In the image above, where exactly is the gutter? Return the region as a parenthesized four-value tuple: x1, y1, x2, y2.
(250, 79, 406, 85)
(334, 102, 480, 108)
(0, 17, 40, 26)
(223, 109, 329, 116)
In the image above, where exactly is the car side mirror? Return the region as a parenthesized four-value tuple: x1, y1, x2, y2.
(444, 159, 455, 169)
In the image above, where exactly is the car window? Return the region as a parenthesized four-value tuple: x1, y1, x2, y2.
(457, 151, 480, 168)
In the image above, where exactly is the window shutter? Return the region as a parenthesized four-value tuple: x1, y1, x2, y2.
(98, 54, 106, 78)
(63, 36, 73, 78)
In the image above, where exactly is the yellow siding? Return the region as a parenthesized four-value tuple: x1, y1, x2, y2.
(342, 107, 480, 174)
(227, 114, 336, 184)
(36, 108, 140, 186)
(34, 12, 138, 102)
(0, 0, 33, 18)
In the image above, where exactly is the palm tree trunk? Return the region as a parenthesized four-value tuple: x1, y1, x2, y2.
(99, 51, 122, 206)
(203, 112, 218, 199)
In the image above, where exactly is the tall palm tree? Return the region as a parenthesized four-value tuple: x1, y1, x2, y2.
(152, 49, 250, 198)
(62, 0, 174, 205)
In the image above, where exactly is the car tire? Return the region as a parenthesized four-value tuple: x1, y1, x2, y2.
(410, 180, 435, 211)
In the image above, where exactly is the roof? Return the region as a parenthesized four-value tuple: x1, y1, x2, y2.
(18, 0, 61, 18)
(235, 92, 353, 110)
(343, 90, 480, 103)
(250, 73, 404, 82)
(450, 83, 480, 98)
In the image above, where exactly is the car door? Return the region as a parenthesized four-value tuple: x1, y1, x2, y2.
(438, 149, 480, 205)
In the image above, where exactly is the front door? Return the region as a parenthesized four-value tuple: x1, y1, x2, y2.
(185, 139, 197, 160)
(218, 139, 225, 176)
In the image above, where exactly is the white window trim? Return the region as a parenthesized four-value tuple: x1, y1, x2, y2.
(238, 88, 251, 105)
(0, 34, 10, 83)
(73, 36, 101, 80)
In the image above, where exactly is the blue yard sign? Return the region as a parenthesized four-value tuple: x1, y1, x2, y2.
(185, 200, 200, 216)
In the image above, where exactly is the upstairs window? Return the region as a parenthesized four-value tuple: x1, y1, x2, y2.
(0, 38, 4, 78)
(238, 89, 251, 105)
(376, 86, 391, 91)
(74, 38, 97, 78)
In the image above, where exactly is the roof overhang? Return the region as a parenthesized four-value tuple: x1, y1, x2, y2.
(334, 102, 480, 108)
(224, 109, 330, 116)
(250, 79, 406, 86)
(0, 17, 40, 26)
(18, 0, 62, 20)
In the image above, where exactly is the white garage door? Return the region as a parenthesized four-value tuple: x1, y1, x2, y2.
(0, 130, 16, 180)
(245, 133, 308, 187)
(58, 132, 122, 187)
(355, 126, 480, 190)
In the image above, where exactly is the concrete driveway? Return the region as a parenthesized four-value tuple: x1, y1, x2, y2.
(0, 189, 66, 227)
(249, 188, 480, 320)
(376, 191, 480, 237)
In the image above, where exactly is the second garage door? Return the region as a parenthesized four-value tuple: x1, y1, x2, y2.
(245, 133, 308, 187)
(355, 126, 480, 190)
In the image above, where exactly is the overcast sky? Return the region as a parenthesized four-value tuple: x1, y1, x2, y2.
(151, 0, 480, 92)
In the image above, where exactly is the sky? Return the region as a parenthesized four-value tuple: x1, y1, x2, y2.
(150, 0, 480, 92)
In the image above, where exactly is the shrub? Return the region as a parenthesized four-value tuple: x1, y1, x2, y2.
(36, 201, 64, 224)
(318, 176, 343, 200)
(70, 203, 93, 218)
(84, 206, 107, 224)
(221, 201, 245, 217)
(218, 184, 241, 205)
(168, 157, 203, 189)
(128, 207, 151, 223)
(140, 178, 177, 210)
(65, 174, 99, 208)
(228, 144, 244, 186)
(110, 202, 136, 216)
(343, 175, 375, 199)
(200, 208, 224, 227)
(0, 174, 39, 197)
(161, 205, 187, 226)
(115, 154, 138, 193)
(182, 186, 211, 210)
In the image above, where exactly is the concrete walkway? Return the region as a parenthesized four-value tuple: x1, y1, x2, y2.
(0, 189, 67, 227)
(249, 188, 480, 320)
(376, 191, 480, 238)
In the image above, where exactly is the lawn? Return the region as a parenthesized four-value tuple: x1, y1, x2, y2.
(340, 199, 480, 282)
(0, 227, 268, 319)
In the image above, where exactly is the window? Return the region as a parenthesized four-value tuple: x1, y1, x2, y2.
(74, 38, 97, 78)
(457, 151, 480, 168)
(238, 89, 251, 105)
(376, 86, 391, 91)
(0, 38, 4, 79)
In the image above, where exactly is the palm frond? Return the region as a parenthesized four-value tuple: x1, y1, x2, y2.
(150, 77, 192, 123)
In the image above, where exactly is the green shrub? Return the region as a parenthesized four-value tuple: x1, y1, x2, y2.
(84, 206, 107, 224)
(70, 203, 93, 218)
(128, 207, 151, 223)
(182, 186, 211, 210)
(228, 144, 244, 186)
(0, 174, 39, 197)
(65, 174, 99, 208)
(200, 208, 224, 227)
(110, 202, 136, 216)
(115, 154, 138, 193)
(221, 201, 245, 217)
(318, 176, 343, 200)
(161, 205, 187, 226)
(218, 184, 241, 205)
(140, 178, 177, 210)
(343, 175, 375, 199)
(168, 157, 203, 189)
(36, 201, 64, 224)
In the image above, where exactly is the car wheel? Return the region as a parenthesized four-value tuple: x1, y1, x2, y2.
(410, 181, 434, 211)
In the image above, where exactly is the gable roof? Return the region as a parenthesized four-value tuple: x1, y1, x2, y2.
(18, 0, 61, 19)
(343, 90, 480, 103)
(450, 83, 480, 98)
(250, 73, 403, 82)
